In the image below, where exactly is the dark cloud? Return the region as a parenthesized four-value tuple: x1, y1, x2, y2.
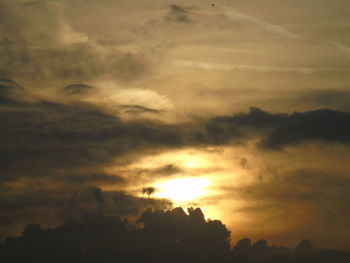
(0, 78, 24, 96)
(0, 77, 26, 104)
(1, 0, 350, 257)
(0, 186, 172, 241)
(1, 207, 349, 263)
(165, 5, 191, 24)
(0, 89, 187, 180)
(1, 85, 350, 182)
(155, 163, 183, 175)
(54, 173, 124, 186)
(206, 107, 350, 150)
(1, 207, 231, 263)
(127, 164, 183, 184)
(1, 79, 350, 246)
(259, 108, 350, 149)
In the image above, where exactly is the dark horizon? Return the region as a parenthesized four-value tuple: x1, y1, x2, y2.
(2, 207, 350, 263)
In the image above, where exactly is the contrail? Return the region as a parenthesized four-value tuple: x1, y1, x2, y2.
(172, 59, 350, 74)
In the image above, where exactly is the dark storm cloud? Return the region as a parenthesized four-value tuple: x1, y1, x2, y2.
(206, 107, 350, 150)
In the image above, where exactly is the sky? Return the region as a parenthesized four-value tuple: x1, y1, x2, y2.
(1, 0, 350, 250)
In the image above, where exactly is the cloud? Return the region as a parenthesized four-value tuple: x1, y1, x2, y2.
(0, 0, 150, 84)
(0, 78, 26, 104)
(206, 107, 350, 150)
(1, 207, 349, 263)
(1, 207, 231, 263)
(62, 83, 95, 96)
(0, 186, 172, 241)
(122, 164, 184, 186)
(0, 84, 186, 181)
(118, 105, 162, 115)
(2, 83, 350, 184)
(165, 5, 191, 24)
(2, 80, 350, 179)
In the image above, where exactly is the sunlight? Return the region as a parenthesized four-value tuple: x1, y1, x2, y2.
(182, 155, 205, 169)
(153, 177, 211, 203)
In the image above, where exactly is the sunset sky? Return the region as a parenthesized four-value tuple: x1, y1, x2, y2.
(1, 0, 350, 250)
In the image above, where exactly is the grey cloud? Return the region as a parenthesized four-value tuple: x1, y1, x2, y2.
(165, 5, 191, 24)
(135, 164, 182, 178)
(2, 85, 350, 183)
(259, 109, 350, 149)
(206, 107, 350, 150)
(0, 186, 172, 241)
(0, 78, 26, 105)
(0, 78, 24, 97)
(125, 164, 183, 185)
(0, 95, 186, 180)
(54, 173, 124, 186)
(0, 187, 171, 219)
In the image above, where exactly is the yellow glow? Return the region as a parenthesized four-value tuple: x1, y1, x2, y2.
(154, 177, 211, 203)
(182, 155, 205, 168)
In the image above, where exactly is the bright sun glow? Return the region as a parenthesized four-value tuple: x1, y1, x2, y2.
(154, 177, 211, 203)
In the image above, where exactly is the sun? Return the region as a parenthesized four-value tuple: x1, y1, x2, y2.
(153, 177, 211, 204)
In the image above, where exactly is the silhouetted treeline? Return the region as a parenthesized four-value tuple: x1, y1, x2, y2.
(1, 207, 349, 263)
